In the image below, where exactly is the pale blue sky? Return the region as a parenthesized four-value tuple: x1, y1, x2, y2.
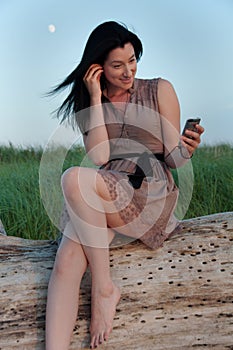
(0, 0, 232, 147)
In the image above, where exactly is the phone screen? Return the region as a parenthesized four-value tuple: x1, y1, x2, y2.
(182, 118, 201, 137)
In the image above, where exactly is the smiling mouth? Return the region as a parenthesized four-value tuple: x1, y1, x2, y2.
(121, 78, 132, 83)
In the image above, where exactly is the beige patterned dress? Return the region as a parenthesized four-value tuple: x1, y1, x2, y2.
(62, 78, 182, 249)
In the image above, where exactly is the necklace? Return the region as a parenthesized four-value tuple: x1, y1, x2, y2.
(105, 90, 130, 114)
(104, 89, 130, 138)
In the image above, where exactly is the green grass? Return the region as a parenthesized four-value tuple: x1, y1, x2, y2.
(0, 144, 86, 240)
(184, 144, 233, 217)
(0, 143, 232, 240)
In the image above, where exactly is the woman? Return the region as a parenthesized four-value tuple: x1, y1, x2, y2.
(46, 21, 204, 349)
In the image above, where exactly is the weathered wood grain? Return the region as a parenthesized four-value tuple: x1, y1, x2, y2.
(0, 212, 233, 349)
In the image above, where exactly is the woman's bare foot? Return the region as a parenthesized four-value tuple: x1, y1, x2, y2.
(89, 282, 121, 348)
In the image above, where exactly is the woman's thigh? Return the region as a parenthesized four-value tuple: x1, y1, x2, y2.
(94, 170, 140, 238)
(65, 166, 138, 238)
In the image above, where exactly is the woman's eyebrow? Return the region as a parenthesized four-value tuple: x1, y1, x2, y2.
(111, 54, 135, 64)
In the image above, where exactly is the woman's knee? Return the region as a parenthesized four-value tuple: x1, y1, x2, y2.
(61, 166, 97, 200)
(61, 166, 87, 204)
(61, 166, 80, 199)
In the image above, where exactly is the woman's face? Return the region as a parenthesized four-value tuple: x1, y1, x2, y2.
(103, 42, 137, 93)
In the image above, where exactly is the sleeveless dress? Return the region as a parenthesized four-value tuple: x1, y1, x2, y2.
(72, 78, 181, 250)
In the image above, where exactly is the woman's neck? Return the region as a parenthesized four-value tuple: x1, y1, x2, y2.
(104, 87, 129, 102)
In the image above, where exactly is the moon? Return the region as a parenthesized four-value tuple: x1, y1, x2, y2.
(48, 24, 56, 33)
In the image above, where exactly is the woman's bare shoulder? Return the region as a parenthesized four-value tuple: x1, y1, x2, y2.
(157, 78, 176, 94)
(157, 78, 179, 105)
(157, 78, 180, 124)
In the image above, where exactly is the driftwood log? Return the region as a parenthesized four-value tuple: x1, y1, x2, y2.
(0, 212, 233, 350)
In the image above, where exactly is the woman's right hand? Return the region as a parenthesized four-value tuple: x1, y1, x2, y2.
(83, 64, 103, 100)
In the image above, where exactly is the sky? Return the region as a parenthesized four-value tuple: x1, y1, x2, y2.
(0, 0, 233, 147)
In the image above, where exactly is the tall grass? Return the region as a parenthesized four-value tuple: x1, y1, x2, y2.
(185, 144, 233, 217)
(0, 144, 85, 240)
(0, 143, 232, 240)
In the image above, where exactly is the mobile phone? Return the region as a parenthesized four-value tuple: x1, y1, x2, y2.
(182, 118, 201, 138)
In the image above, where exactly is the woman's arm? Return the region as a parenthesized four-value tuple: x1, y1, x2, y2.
(82, 64, 110, 166)
(157, 78, 181, 152)
(157, 79, 204, 168)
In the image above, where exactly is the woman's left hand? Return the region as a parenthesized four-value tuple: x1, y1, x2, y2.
(180, 124, 205, 156)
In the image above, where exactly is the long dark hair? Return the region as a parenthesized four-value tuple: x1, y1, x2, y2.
(50, 21, 143, 124)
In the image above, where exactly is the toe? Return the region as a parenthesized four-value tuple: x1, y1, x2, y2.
(90, 335, 96, 349)
(94, 335, 100, 348)
(99, 332, 104, 344)
(103, 331, 109, 342)
(104, 325, 112, 342)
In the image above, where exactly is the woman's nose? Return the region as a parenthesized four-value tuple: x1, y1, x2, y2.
(123, 65, 132, 77)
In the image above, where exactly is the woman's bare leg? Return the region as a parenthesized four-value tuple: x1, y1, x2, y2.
(46, 226, 116, 350)
(61, 167, 122, 348)
(46, 235, 87, 350)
